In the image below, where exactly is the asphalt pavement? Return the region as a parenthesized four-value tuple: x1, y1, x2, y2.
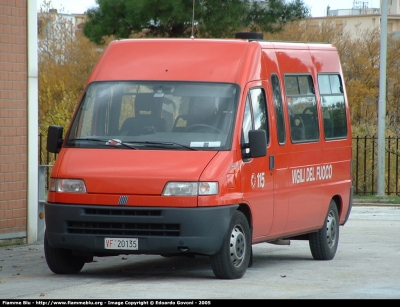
(0, 204, 399, 299)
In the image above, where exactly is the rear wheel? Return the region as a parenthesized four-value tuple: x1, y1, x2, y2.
(210, 211, 251, 279)
(309, 200, 339, 260)
(44, 231, 85, 274)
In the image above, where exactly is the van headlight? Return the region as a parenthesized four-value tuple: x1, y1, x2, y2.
(162, 182, 218, 196)
(49, 178, 87, 193)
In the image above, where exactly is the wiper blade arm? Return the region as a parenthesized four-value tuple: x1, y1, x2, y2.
(71, 138, 196, 150)
(127, 141, 198, 151)
(72, 138, 138, 149)
(105, 139, 138, 149)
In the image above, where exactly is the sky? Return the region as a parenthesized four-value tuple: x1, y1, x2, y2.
(36, 0, 382, 18)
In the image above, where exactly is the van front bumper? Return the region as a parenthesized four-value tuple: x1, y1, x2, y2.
(44, 203, 239, 256)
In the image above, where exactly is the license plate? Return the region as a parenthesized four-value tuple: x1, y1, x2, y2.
(104, 238, 138, 250)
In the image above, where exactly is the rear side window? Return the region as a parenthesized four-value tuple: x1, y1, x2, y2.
(318, 74, 348, 139)
(284, 75, 319, 143)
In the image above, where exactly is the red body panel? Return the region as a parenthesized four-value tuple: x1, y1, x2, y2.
(88, 39, 253, 83)
(48, 38, 352, 244)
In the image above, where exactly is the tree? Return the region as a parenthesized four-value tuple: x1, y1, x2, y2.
(83, 0, 310, 43)
(385, 34, 400, 137)
(38, 1, 103, 163)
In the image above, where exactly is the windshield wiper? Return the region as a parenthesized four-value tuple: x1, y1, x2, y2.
(126, 141, 198, 151)
(71, 138, 138, 149)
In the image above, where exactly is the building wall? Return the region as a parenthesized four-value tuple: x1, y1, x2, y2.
(309, 14, 400, 39)
(389, 0, 400, 14)
(0, 0, 28, 241)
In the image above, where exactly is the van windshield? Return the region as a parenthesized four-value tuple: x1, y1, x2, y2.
(66, 81, 239, 151)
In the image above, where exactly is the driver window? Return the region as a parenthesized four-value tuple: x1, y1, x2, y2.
(242, 96, 252, 155)
(250, 88, 268, 138)
(241, 87, 268, 156)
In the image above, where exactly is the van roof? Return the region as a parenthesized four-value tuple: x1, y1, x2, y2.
(87, 38, 337, 84)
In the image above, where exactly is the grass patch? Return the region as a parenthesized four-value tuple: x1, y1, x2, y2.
(0, 238, 26, 248)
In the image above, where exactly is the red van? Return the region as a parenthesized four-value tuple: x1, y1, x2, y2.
(45, 34, 353, 279)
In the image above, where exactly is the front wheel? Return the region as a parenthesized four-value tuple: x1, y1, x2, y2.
(309, 200, 339, 260)
(210, 211, 251, 279)
(44, 231, 85, 274)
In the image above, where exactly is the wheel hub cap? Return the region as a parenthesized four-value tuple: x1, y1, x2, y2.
(326, 211, 337, 247)
(230, 226, 245, 267)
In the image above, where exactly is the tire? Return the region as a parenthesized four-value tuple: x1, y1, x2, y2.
(210, 211, 251, 279)
(44, 231, 85, 274)
(248, 246, 253, 268)
(309, 200, 339, 260)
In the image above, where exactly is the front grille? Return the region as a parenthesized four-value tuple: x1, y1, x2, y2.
(85, 208, 162, 216)
(66, 207, 180, 236)
(66, 221, 180, 236)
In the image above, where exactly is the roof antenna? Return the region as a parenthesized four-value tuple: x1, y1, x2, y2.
(190, 0, 195, 38)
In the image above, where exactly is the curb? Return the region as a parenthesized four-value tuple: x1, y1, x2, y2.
(353, 202, 400, 207)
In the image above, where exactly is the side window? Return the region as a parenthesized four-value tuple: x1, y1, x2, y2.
(242, 96, 252, 155)
(284, 74, 319, 143)
(318, 74, 348, 139)
(241, 87, 269, 156)
(250, 88, 268, 138)
(271, 74, 286, 144)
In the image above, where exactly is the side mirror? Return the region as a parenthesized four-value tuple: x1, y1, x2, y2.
(248, 129, 267, 158)
(47, 125, 64, 153)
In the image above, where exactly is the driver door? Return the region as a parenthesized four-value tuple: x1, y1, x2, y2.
(240, 84, 274, 240)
